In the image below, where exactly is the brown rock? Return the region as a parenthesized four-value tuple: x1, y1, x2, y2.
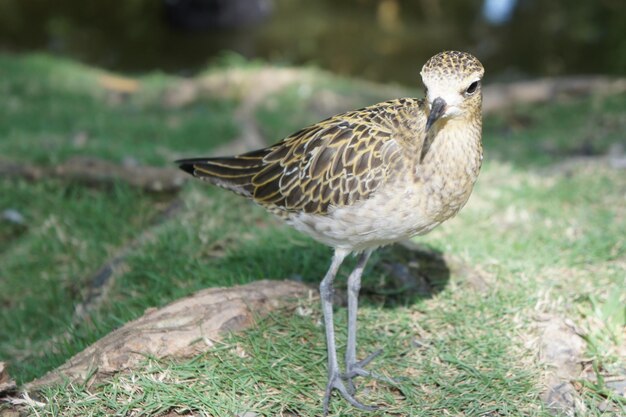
(26, 280, 311, 390)
(536, 316, 587, 416)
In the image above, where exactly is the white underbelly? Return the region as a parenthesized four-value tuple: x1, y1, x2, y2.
(285, 184, 444, 251)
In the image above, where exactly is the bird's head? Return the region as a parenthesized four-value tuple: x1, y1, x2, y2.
(420, 51, 485, 131)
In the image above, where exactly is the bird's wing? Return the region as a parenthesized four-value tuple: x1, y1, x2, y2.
(178, 98, 425, 214)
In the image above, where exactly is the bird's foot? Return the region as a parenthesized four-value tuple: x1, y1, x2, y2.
(342, 349, 397, 395)
(323, 370, 378, 416)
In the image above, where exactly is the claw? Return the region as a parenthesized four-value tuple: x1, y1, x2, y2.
(323, 371, 378, 416)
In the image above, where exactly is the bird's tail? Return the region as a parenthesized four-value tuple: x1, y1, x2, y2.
(176, 148, 270, 197)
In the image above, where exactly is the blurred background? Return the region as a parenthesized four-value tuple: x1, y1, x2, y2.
(0, 0, 624, 84)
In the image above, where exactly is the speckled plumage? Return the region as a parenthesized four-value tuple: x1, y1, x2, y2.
(178, 51, 485, 414)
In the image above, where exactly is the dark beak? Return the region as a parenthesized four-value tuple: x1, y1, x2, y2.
(426, 97, 447, 131)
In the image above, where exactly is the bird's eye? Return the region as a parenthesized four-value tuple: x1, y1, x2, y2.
(465, 81, 480, 95)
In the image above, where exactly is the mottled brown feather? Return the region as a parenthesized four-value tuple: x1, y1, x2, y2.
(177, 98, 427, 215)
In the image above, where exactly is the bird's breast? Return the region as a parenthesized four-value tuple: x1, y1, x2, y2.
(415, 123, 482, 222)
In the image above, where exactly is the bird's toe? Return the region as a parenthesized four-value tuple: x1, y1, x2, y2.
(342, 349, 398, 388)
(323, 371, 378, 415)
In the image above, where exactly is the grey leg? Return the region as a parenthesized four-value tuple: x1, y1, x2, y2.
(320, 249, 377, 415)
(345, 250, 372, 381)
(343, 250, 397, 394)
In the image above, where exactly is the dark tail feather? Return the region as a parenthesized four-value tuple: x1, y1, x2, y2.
(176, 153, 268, 196)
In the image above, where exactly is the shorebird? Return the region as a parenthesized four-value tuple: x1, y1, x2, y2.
(177, 50, 485, 413)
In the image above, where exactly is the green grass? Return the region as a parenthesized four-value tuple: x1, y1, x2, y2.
(484, 93, 626, 166)
(0, 54, 239, 166)
(38, 295, 544, 416)
(0, 179, 162, 381)
(0, 53, 624, 416)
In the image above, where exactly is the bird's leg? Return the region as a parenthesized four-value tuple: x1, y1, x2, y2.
(343, 250, 371, 393)
(321, 249, 377, 415)
(343, 250, 397, 394)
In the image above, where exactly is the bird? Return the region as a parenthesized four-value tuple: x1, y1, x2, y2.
(177, 50, 485, 414)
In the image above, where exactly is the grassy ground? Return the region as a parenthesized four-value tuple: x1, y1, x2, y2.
(0, 54, 624, 416)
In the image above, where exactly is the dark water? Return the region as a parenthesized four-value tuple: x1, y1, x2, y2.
(0, 0, 624, 85)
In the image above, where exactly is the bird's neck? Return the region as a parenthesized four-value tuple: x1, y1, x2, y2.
(419, 112, 483, 178)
